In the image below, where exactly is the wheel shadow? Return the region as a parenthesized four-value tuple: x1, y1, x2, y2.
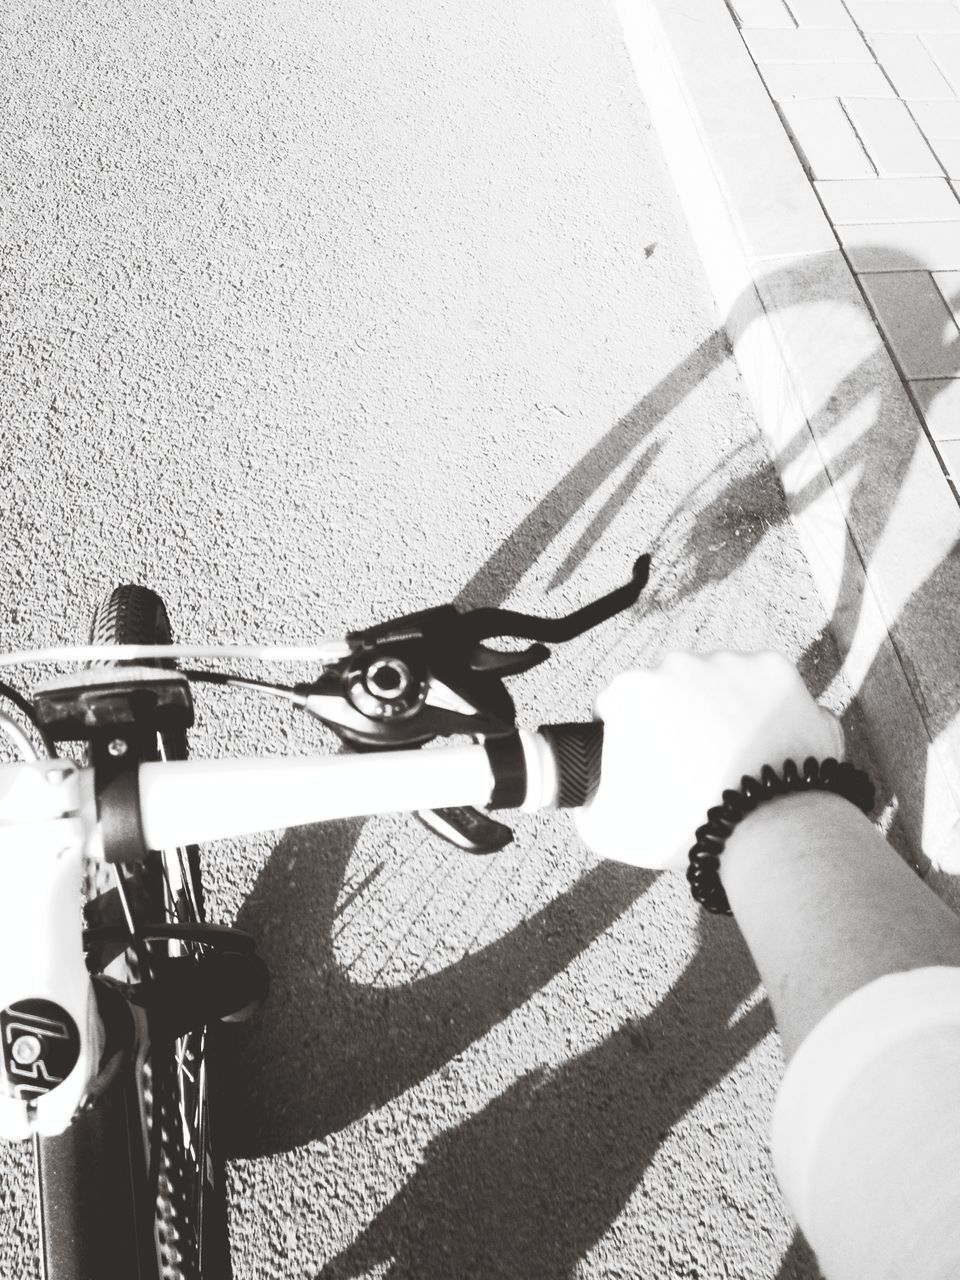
(219, 248, 958, 1278)
(218, 824, 654, 1156)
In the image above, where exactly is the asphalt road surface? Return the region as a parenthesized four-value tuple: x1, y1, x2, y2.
(0, 1, 874, 1276)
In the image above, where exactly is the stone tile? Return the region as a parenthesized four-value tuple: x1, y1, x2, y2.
(930, 139, 960, 176)
(759, 60, 895, 98)
(848, 2, 960, 32)
(908, 99, 960, 138)
(926, 34, 960, 94)
(912, 378, 960, 438)
(840, 220, 960, 270)
(730, 0, 795, 26)
(632, 0, 837, 263)
(843, 99, 941, 177)
(779, 98, 875, 178)
(788, 0, 854, 28)
(743, 28, 873, 60)
(933, 269, 960, 325)
(815, 177, 960, 222)
(859, 271, 960, 376)
(868, 35, 956, 98)
(748, 249, 892, 447)
(935, 437, 960, 473)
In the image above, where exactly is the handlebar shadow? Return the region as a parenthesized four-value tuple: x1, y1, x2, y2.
(217, 817, 654, 1158)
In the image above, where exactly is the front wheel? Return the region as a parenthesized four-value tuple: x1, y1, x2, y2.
(36, 585, 235, 1280)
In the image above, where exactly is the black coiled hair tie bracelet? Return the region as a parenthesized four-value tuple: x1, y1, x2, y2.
(687, 757, 875, 916)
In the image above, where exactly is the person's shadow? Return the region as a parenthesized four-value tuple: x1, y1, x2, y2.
(217, 248, 960, 1278)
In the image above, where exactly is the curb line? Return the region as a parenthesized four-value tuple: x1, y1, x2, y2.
(612, 0, 960, 892)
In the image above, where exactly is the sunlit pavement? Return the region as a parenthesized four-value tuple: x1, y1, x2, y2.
(0, 2, 890, 1276)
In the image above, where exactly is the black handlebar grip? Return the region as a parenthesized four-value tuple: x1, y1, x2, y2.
(538, 722, 604, 808)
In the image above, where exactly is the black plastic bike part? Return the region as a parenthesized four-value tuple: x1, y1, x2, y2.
(415, 806, 515, 853)
(538, 722, 604, 808)
(484, 731, 528, 809)
(96, 763, 150, 865)
(94, 952, 270, 1038)
(84, 922, 261, 953)
(84, 925, 268, 1030)
(299, 553, 651, 751)
(32, 665, 195, 743)
(82, 916, 262, 974)
(686, 757, 876, 915)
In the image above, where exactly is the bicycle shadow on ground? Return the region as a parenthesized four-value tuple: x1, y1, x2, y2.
(223, 248, 959, 1279)
(218, 322, 732, 1160)
(660, 248, 960, 866)
(218, 827, 654, 1156)
(314, 907, 777, 1280)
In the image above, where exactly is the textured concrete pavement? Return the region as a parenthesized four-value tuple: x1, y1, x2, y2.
(0, 1, 882, 1276)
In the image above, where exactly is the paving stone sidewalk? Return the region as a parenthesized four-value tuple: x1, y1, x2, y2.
(614, 0, 960, 896)
(739, 0, 960, 490)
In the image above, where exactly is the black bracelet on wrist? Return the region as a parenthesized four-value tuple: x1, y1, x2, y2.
(687, 757, 875, 916)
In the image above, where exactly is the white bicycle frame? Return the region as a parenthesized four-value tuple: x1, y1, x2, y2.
(0, 731, 562, 1142)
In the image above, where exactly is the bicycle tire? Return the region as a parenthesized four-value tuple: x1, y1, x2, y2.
(36, 586, 233, 1280)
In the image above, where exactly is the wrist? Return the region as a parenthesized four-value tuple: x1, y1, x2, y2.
(688, 759, 875, 915)
(719, 790, 861, 882)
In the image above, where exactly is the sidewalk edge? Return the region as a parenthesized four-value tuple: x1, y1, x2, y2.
(612, 0, 960, 884)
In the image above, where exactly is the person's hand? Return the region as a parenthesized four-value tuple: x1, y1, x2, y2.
(574, 652, 844, 870)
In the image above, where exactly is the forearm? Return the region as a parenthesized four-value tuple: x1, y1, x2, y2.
(717, 790, 960, 1060)
(717, 791, 960, 1279)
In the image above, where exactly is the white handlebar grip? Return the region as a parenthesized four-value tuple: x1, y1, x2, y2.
(0, 764, 97, 1140)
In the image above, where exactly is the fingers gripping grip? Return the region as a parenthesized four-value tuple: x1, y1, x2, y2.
(539, 722, 604, 808)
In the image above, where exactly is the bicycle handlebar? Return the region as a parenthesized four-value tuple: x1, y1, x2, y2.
(137, 721, 599, 848)
(0, 556, 644, 1141)
(0, 721, 601, 1140)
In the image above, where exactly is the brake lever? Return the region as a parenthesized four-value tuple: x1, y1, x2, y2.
(462, 553, 650, 643)
(298, 552, 650, 744)
(469, 641, 551, 677)
(352, 554, 650, 651)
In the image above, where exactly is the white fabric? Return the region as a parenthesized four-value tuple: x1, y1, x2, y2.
(771, 966, 960, 1280)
